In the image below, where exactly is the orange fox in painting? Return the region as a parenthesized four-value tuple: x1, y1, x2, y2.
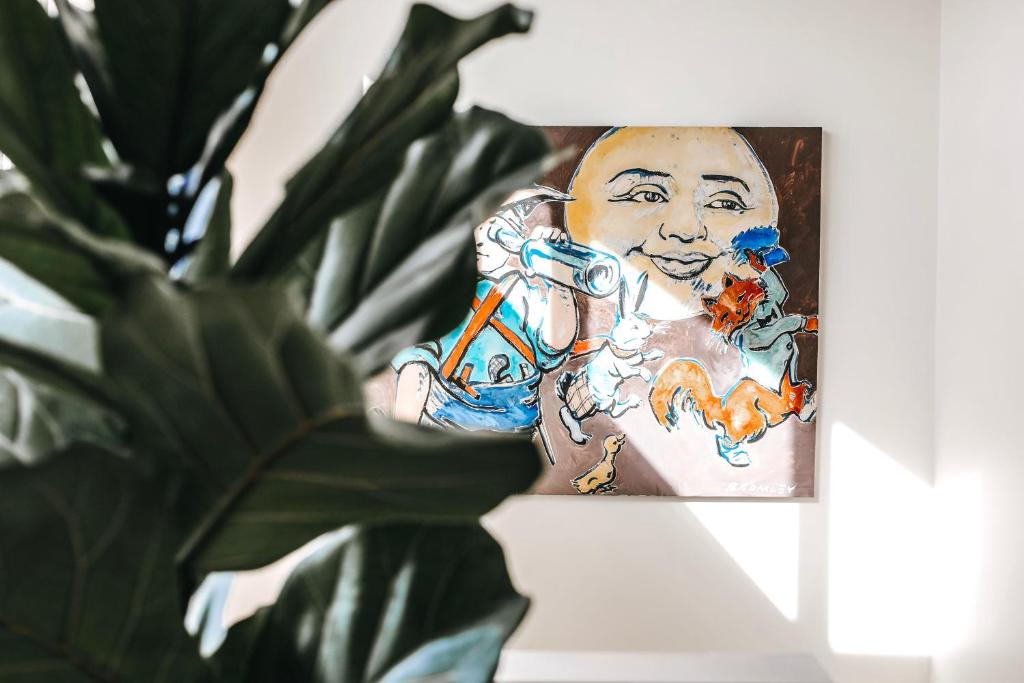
(650, 266, 817, 467)
(702, 272, 767, 342)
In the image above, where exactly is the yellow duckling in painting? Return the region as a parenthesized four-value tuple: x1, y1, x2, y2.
(571, 433, 626, 494)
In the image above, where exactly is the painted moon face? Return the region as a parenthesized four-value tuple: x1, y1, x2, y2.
(565, 127, 779, 320)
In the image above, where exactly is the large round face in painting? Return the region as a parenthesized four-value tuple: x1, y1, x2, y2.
(566, 127, 779, 320)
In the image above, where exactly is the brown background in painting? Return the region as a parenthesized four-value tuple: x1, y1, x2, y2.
(539, 126, 822, 386)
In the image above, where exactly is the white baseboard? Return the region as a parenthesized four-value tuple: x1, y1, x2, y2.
(495, 651, 832, 683)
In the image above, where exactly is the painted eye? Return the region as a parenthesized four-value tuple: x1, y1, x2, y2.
(637, 191, 667, 203)
(611, 185, 669, 204)
(620, 189, 668, 203)
(705, 198, 748, 211)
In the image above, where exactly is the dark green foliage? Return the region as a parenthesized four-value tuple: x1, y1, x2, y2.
(0, 445, 211, 682)
(307, 106, 553, 375)
(233, 4, 534, 279)
(0, 368, 121, 468)
(232, 4, 551, 377)
(0, 2, 550, 680)
(180, 172, 233, 283)
(0, 170, 163, 315)
(57, 0, 292, 176)
(0, 0, 127, 240)
(95, 278, 539, 576)
(209, 524, 528, 683)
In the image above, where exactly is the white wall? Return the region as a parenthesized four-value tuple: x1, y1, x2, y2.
(229, 2, 944, 682)
(932, 1, 1024, 681)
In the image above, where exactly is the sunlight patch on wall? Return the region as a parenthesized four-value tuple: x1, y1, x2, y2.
(686, 501, 801, 620)
(933, 471, 983, 656)
(828, 422, 937, 657)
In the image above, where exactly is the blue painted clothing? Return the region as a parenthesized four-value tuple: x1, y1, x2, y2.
(391, 276, 571, 432)
(733, 268, 806, 391)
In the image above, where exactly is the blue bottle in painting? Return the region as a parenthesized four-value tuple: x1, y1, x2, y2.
(520, 239, 620, 298)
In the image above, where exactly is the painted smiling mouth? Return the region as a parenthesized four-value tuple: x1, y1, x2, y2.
(638, 250, 717, 280)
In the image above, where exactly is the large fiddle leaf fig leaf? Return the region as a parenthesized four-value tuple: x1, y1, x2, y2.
(0, 179, 111, 317)
(97, 277, 539, 575)
(0, 334, 120, 419)
(0, 369, 62, 468)
(180, 172, 233, 284)
(55, 0, 339, 254)
(0, 0, 126, 239)
(0, 171, 164, 316)
(0, 369, 122, 468)
(0, 257, 97, 368)
(0, 445, 209, 682)
(186, 1, 336, 203)
(210, 523, 527, 683)
(232, 3, 536, 281)
(304, 106, 554, 375)
(233, 3, 555, 376)
(56, 0, 318, 180)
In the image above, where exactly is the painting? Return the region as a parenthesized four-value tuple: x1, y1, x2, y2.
(366, 126, 822, 497)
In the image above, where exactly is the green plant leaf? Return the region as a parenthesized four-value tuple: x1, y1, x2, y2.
(57, 0, 283, 177)
(0, 182, 112, 317)
(0, 369, 62, 468)
(97, 277, 540, 575)
(0, 256, 99, 369)
(0, 4, 549, 680)
(187, 0, 335, 200)
(180, 172, 233, 284)
(209, 523, 528, 683)
(0, 369, 122, 469)
(0, 0, 128, 241)
(55, 0, 338, 255)
(232, 3, 535, 281)
(311, 107, 555, 374)
(0, 171, 164, 316)
(79, 162, 166, 254)
(0, 335, 120, 418)
(0, 445, 209, 682)
(0, 262, 123, 464)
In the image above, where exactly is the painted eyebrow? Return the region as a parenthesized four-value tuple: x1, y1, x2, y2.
(711, 189, 745, 201)
(608, 168, 673, 183)
(701, 174, 750, 192)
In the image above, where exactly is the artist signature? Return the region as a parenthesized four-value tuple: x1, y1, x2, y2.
(725, 482, 799, 495)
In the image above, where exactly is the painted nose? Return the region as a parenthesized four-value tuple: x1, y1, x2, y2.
(658, 209, 707, 243)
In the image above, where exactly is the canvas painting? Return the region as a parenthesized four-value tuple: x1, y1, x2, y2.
(366, 126, 822, 497)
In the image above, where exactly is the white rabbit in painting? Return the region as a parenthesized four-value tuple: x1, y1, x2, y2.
(556, 274, 664, 444)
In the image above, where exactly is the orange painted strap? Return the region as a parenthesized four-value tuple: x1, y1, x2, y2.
(457, 364, 479, 399)
(440, 273, 521, 381)
(471, 296, 536, 364)
(572, 337, 607, 357)
(489, 318, 536, 365)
